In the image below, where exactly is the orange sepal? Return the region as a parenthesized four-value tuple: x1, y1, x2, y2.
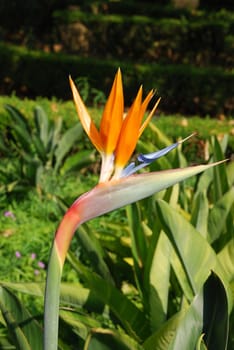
(139, 97, 161, 138)
(69, 76, 103, 152)
(114, 86, 143, 168)
(100, 68, 124, 154)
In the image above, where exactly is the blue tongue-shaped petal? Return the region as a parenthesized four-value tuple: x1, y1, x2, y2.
(120, 133, 196, 178)
(138, 142, 178, 163)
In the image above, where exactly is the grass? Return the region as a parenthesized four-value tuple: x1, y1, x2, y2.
(0, 94, 233, 144)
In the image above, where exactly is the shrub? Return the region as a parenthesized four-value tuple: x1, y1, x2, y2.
(0, 42, 233, 116)
(53, 9, 234, 68)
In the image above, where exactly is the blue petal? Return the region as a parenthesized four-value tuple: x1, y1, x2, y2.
(121, 162, 147, 177)
(138, 142, 178, 163)
(121, 134, 195, 178)
(121, 142, 179, 177)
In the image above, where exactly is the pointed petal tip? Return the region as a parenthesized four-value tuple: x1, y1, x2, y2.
(179, 132, 197, 144)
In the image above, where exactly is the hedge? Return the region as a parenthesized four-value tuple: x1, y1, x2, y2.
(1, 42, 233, 116)
(53, 10, 234, 68)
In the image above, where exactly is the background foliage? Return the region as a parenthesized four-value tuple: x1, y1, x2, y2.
(0, 0, 233, 116)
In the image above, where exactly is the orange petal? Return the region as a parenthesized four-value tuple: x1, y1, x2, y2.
(100, 68, 124, 154)
(69, 76, 103, 152)
(139, 97, 161, 138)
(114, 86, 143, 168)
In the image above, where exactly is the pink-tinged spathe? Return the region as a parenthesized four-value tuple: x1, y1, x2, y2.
(55, 163, 224, 267)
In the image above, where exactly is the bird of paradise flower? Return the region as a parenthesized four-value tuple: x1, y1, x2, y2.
(44, 69, 224, 349)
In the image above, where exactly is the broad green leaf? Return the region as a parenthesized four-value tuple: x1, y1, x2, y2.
(168, 289, 203, 350)
(218, 239, 234, 283)
(84, 328, 144, 350)
(211, 137, 229, 201)
(219, 134, 229, 154)
(50, 117, 63, 152)
(226, 160, 234, 186)
(61, 150, 95, 174)
(32, 134, 47, 162)
(196, 166, 213, 194)
(4, 104, 31, 133)
(0, 286, 43, 350)
(67, 252, 150, 342)
(196, 334, 207, 350)
(34, 106, 49, 148)
(76, 224, 114, 284)
(10, 123, 32, 154)
(0, 281, 44, 297)
(203, 272, 229, 350)
(59, 309, 101, 341)
(143, 311, 185, 350)
(127, 202, 147, 292)
(191, 190, 209, 237)
(163, 183, 179, 208)
(147, 231, 171, 330)
(54, 122, 83, 171)
(208, 187, 234, 243)
(156, 199, 216, 294)
(170, 247, 194, 301)
(0, 281, 104, 314)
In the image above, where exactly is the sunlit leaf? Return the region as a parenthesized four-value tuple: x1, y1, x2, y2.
(147, 231, 171, 330)
(218, 239, 234, 283)
(208, 187, 234, 243)
(143, 311, 185, 350)
(191, 190, 209, 238)
(156, 199, 216, 294)
(168, 288, 203, 350)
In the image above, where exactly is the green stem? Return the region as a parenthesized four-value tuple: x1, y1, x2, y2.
(44, 243, 62, 350)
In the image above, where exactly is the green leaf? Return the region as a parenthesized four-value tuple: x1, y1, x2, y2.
(0, 286, 43, 350)
(61, 150, 94, 174)
(0, 281, 104, 314)
(32, 134, 47, 163)
(4, 104, 31, 133)
(76, 224, 114, 284)
(196, 334, 207, 350)
(126, 203, 147, 292)
(49, 117, 63, 151)
(0, 281, 44, 297)
(211, 137, 229, 201)
(226, 160, 234, 187)
(191, 190, 209, 238)
(168, 289, 203, 350)
(143, 311, 185, 350)
(54, 122, 83, 172)
(84, 328, 144, 350)
(10, 123, 33, 154)
(156, 199, 216, 294)
(67, 252, 150, 342)
(147, 231, 171, 330)
(34, 106, 49, 148)
(59, 309, 101, 341)
(208, 187, 234, 243)
(203, 272, 229, 350)
(170, 247, 194, 301)
(218, 239, 234, 283)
